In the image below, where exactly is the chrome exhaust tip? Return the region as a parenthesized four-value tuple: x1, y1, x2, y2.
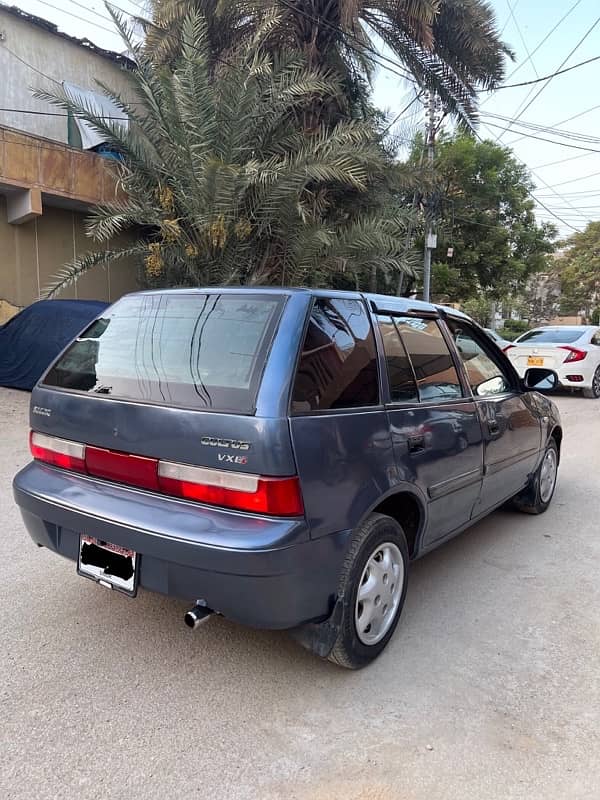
(184, 604, 213, 630)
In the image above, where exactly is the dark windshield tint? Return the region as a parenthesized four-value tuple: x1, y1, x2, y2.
(517, 328, 585, 344)
(43, 293, 283, 413)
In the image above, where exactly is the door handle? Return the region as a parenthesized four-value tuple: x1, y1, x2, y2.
(488, 419, 500, 436)
(408, 434, 426, 453)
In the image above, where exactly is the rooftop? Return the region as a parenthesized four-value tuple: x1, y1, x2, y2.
(0, 4, 134, 68)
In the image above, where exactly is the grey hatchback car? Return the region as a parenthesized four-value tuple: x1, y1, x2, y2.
(13, 289, 562, 668)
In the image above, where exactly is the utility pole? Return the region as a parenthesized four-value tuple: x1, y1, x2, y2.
(422, 92, 437, 303)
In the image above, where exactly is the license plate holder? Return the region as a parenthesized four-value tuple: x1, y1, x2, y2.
(527, 356, 544, 366)
(78, 535, 139, 596)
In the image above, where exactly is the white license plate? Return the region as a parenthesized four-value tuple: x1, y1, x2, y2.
(78, 535, 138, 596)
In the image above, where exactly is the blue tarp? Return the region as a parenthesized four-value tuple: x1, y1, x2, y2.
(0, 299, 108, 391)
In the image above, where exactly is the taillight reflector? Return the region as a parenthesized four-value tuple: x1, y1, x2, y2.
(85, 446, 159, 491)
(158, 461, 304, 516)
(560, 346, 587, 363)
(30, 431, 86, 472)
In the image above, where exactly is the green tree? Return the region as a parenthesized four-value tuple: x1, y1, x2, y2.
(555, 221, 600, 320)
(145, 0, 511, 122)
(421, 134, 556, 303)
(36, 12, 420, 297)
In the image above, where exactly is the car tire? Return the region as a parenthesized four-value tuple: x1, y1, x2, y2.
(328, 513, 409, 670)
(512, 439, 559, 515)
(582, 366, 600, 399)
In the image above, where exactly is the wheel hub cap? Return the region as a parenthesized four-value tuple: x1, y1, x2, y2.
(539, 448, 558, 504)
(355, 542, 404, 646)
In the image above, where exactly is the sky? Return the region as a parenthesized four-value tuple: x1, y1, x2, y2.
(4, 0, 600, 238)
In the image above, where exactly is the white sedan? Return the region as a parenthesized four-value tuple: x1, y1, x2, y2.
(506, 325, 600, 398)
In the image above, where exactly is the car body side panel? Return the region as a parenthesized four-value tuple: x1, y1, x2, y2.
(289, 409, 402, 539)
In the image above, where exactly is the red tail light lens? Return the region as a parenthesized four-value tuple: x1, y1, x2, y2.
(85, 446, 159, 491)
(561, 346, 587, 363)
(30, 431, 86, 472)
(158, 461, 304, 516)
(503, 344, 515, 353)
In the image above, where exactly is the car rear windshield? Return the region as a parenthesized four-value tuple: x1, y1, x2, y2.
(43, 293, 284, 413)
(517, 328, 585, 344)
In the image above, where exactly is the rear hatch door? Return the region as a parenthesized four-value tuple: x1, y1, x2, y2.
(32, 291, 297, 477)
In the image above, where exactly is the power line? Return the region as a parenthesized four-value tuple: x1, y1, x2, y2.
(503, 0, 585, 83)
(539, 170, 600, 190)
(491, 16, 600, 139)
(470, 126, 584, 232)
(481, 120, 600, 154)
(27, 0, 121, 36)
(380, 91, 424, 136)
(504, 103, 600, 148)
(481, 112, 600, 145)
(0, 41, 61, 85)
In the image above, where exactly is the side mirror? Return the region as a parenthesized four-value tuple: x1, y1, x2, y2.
(523, 368, 558, 391)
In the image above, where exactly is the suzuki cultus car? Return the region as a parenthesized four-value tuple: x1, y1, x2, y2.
(13, 289, 562, 668)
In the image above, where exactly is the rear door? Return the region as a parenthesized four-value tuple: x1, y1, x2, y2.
(376, 313, 484, 547)
(445, 318, 542, 513)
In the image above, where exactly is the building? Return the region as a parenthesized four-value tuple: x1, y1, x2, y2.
(0, 5, 138, 323)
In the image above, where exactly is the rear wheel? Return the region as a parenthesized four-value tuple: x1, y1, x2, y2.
(582, 366, 600, 398)
(512, 439, 559, 515)
(328, 513, 409, 670)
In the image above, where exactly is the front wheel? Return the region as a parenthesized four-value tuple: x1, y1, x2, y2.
(328, 513, 409, 670)
(512, 439, 559, 515)
(582, 366, 600, 398)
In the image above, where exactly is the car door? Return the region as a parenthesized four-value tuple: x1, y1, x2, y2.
(375, 313, 485, 548)
(445, 318, 542, 514)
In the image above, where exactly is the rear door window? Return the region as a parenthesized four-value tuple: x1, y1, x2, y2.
(395, 317, 463, 402)
(376, 316, 418, 403)
(43, 293, 284, 413)
(291, 297, 379, 412)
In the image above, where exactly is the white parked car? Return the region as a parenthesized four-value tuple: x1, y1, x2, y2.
(506, 326, 600, 398)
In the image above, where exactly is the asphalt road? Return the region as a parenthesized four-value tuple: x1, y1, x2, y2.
(1, 387, 599, 800)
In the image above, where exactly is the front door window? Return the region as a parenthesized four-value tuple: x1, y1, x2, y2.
(448, 321, 513, 397)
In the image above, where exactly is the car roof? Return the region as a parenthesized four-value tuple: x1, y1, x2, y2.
(122, 286, 465, 318)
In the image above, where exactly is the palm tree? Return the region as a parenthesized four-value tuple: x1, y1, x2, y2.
(145, 0, 511, 122)
(35, 10, 421, 297)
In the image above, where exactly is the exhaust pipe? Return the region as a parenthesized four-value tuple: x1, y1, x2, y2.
(184, 603, 213, 630)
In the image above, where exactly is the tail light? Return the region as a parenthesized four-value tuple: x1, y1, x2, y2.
(158, 462, 304, 516)
(29, 432, 303, 517)
(30, 432, 86, 472)
(560, 346, 587, 363)
(503, 344, 515, 353)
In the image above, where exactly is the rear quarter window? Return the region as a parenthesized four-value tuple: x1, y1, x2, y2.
(43, 293, 284, 414)
(291, 297, 379, 413)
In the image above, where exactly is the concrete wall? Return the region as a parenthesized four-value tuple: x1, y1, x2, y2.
(0, 8, 134, 144)
(0, 196, 138, 317)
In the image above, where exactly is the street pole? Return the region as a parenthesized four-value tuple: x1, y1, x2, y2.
(423, 92, 436, 303)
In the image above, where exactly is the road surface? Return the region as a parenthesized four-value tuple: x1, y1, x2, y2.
(1, 388, 599, 800)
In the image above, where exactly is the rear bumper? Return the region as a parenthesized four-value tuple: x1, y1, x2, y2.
(13, 462, 351, 630)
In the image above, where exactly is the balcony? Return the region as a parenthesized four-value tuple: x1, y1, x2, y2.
(0, 124, 121, 223)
